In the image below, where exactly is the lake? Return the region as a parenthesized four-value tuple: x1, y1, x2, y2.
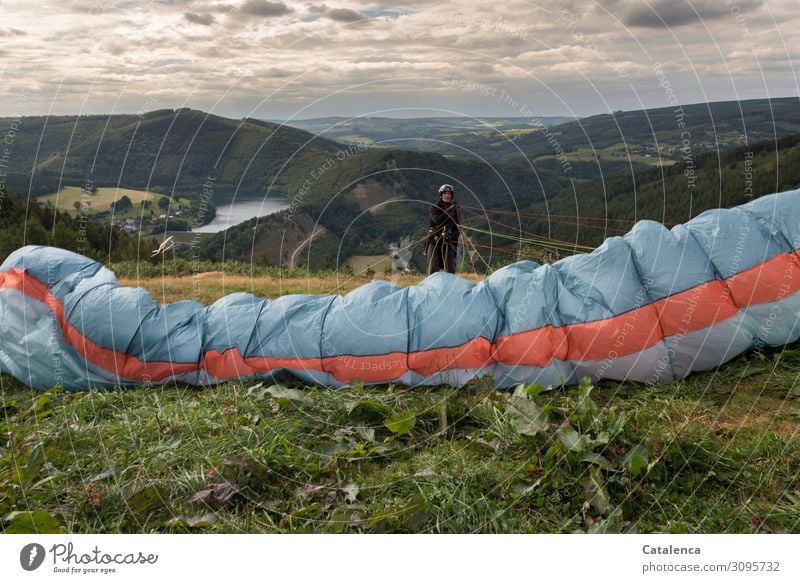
(193, 197, 290, 233)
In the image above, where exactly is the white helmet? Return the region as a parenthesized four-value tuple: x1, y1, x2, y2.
(438, 184, 454, 194)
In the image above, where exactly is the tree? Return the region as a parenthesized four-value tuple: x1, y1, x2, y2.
(73, 201, 82, 212)
(158, 196, 170, 209)
(111, 195, 133, 212)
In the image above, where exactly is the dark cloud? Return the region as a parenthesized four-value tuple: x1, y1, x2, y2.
(607, 0, 764, 29)
(327, 8, 365, 22)
(184, 12, 215, 25)
(308, 4, 366, 22)
(239, 0, 293, 17)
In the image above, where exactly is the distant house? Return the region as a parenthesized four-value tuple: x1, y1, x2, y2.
(122, 218, 139, 234)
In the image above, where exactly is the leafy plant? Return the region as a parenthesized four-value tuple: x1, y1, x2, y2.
(502, 376, 651, 532)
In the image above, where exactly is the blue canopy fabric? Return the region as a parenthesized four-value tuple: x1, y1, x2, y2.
(2, 189, 800, 391)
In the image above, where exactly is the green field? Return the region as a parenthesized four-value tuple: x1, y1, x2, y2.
(41, 186, 191, 220)
(537, 143, 677, 167)
(2, 343, 799, 534)
(42, 186, 154, 212)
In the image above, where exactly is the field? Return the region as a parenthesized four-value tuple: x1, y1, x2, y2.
(2, 348, 799, 534)
(41, 186, 153, 212)
(342, 255, 396, 277)
(536, 142, 678, 167)
(1, 274, 799, 534)
(41, 186, 191, 220)
(115, 272, 485, 304)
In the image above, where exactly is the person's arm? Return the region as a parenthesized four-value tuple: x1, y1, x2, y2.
(444, 205, 460, 244)
(450, 205, 460, 226)
(430, 205, 449, 227)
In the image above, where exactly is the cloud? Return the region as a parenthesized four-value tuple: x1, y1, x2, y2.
(184, 12, 215, 25)
(238, 0, 293, 17)
(1, 0, 797, 119)
(69, 0, 134, 14)
(327, 8, 365, 22)
(600, 0, 764, 29)
(309, 4, 366, 22)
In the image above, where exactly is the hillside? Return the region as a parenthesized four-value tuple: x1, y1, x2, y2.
(478, 133, 800, 257)
(282, 115, 575, 151)
(283, 98, 800, 171)
(197, 148, 571, 269)
(0, 109, 342, 198)
(201, 131, 800, 271)
(512, 97, 800, 163)
(5, 101, 800, 271)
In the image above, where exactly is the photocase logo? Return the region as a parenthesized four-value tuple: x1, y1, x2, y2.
(20, 543, 46, 571)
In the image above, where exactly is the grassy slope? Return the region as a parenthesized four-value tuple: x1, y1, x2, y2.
(1, 271, 799, 533)
(1, 350, 798, 534)
(39, 186, 191, 219)
(40, 186, 153, 210)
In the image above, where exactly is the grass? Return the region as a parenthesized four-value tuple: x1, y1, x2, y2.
(42, 186, 151, 212)
(41, 186, 191, 220)
(536, 142, 678, 167)
(1, 270, 799, 534)
(342, 255, 395, 277)
(1, 342, 799, 534)
(117, 273, 486, 304)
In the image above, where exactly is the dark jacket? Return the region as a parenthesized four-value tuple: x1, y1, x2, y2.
(428, 198, 460, 246)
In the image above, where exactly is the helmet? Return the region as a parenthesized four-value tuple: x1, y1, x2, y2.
(438, 184, 454, 194)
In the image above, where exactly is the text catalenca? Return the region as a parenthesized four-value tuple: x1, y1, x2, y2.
(642, 545, 700, 555)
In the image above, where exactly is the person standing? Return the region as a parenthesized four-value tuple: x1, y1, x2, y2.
(426, 184, 460, 274)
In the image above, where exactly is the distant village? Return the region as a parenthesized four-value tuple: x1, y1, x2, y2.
(115, 207, 193, 234)
(97, 193, 209, 234)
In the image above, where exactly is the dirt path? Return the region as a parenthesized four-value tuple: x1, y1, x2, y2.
(288, 226, 327, 268)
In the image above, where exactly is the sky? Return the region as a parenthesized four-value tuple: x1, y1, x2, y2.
(1, 0, 799, 121)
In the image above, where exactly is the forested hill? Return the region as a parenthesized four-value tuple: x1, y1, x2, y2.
(195, 147, 572, 269)
(510, 133, 800, 250)
(545, 97, 800, 155)
(296, 97, 800, 164)
(0, 109, 342, 198)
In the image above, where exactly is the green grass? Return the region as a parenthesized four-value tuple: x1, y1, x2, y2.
(343, 255, 394, 276)
(40, 186, 192, 220)
(42, 186, 152, 212)
(2, 344, 799, 534)
(536, 142, 677, 167)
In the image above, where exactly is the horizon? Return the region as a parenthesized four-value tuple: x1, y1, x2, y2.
(4, 93, 800, 123)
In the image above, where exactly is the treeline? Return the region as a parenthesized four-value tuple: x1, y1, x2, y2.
(474, 133, 800, 254)
(0, 189, 157, 262)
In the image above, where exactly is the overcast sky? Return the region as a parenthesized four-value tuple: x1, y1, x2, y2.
(1, 0, 798, 120)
